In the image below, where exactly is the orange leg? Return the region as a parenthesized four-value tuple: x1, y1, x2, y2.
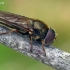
(0, 29, 17, 35)
(41, 39, 46, 56)
(29, 36, 33, 52)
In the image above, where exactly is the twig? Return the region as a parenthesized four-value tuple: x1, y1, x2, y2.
(0, 25, 70, 70)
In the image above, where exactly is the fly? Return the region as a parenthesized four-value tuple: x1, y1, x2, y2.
(0, 10, 57, 56)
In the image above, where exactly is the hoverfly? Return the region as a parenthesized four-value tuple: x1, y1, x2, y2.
(0, 10, 57, 56)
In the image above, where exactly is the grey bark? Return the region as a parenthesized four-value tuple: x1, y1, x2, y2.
(0, 25, 70, 70)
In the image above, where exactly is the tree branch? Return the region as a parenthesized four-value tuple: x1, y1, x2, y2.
(0, 25, 70, 70)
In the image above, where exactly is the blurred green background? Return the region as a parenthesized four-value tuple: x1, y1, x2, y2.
(0, 0, 70, 70)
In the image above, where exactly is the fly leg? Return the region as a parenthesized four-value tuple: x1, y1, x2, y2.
(0, 29, 17, 35)
(41, 39, 46, 56)
(29, 35, 33, 52)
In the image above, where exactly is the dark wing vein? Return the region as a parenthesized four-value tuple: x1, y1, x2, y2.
(0, 10, 33, 32)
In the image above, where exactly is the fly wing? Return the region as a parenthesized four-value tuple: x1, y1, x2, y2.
(45, 28, 56, 45)
(0, 10, 26, 19)
(0, 10, 33, 32)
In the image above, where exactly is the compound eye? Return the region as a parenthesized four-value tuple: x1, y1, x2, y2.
(45, 28, 56, 45)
